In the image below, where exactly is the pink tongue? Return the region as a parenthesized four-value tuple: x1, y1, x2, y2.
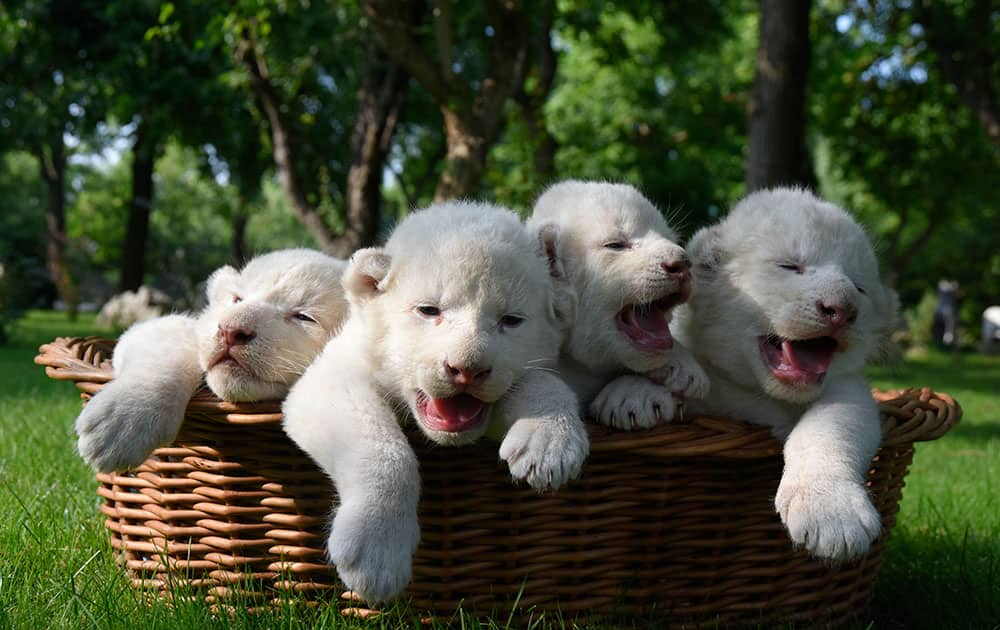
(620, 305, 673, 350)
(783, 339, 834, 376)
(424, 394, 485, 432)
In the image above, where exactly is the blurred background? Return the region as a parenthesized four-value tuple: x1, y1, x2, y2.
(1, 0, 998, 352)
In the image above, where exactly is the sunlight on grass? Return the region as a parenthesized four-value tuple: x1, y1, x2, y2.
(2, 311, 998, 628)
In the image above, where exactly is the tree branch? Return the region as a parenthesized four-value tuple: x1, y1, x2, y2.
(432, 0, 454, 82)
(475, 0, 529, 136)
(234, 24, 339, 252)
(359, 0, 457, 108)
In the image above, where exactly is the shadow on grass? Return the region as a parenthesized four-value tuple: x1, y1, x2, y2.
(871, 526, 1000, 630)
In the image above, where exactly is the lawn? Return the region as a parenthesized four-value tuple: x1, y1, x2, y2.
(1, 311, 997, 629)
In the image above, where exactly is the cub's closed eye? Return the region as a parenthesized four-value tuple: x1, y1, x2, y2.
(415, 305, 441, 318)
(500, 314, 525, 328)
(293, 312, 316, 323)
(778, 263, 804, 274)
(232, 295, 242, 303)
(604, 241, 631, 251)
(855, 285, 867, 295)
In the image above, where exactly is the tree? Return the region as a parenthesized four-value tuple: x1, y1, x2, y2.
(525, 1, 750, 223)
(227, 2, 408, 256)
(360, 0, 532, 200)
(912, 0, 1000, 152)
(0, 0, 104, 315)
(745, 0, 816, 192)
(811, 2, 1000, 328)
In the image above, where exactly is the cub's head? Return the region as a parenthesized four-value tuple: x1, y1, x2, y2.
(344, 202, 564, 446)
(686, 188, 894, 404)
(197, 249, 348, 401)
(528, 180, 690, 374)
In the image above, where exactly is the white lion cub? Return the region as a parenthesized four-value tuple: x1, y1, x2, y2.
(527, 180, 709, 429)
(76, 249, 348, 472)
(675, 188, 896, 562)
(282, 201, 589, 604)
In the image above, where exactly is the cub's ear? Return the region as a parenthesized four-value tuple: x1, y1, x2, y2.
(343, 247, 391, 302)
(686, 224, 725, 281)
(205, 265, 240, 305)
(536, 222, 577, 326)
(536, 222, 566, 280)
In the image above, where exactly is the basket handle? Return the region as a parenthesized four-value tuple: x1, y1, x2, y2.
(875, 387, 962, 446)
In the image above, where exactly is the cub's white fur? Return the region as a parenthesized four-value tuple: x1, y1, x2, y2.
(675, 188, 895, 561)
(528, 180, 708, 429)
(282, 202, 588, 603)
(76, 249, 348, 472)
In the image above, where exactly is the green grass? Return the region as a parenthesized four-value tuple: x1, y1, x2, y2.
(867, 351, 1000, 629)
(1, 311, 998, 629)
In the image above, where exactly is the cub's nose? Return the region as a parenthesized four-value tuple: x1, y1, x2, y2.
(219, 324, 257, 347)
(816, 300, 858, 328)
(444, 361, 492, 386)
(661, 257, 691, 283)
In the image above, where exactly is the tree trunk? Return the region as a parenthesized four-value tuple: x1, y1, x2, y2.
(231, 204, 249, 268)
(745, 0, 815, 193)
(37, 133, 78, 319)
(344, 46, 409, 254)
(120, 121, 159, 292)
(515, 0, 558, 181)
(435, 110, 490, 201)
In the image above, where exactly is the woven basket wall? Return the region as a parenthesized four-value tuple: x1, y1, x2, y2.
(36, 336, 961, 626)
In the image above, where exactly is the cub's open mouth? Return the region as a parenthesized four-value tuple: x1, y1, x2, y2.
(759, 335, 842, 386)
(416, 391, 489, 433)
(616, 293, 685, 352)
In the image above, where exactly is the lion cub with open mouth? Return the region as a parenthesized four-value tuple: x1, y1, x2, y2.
(676, 188, 896, 561)
(282, 201, 589, 603)
(75, 249, 349, 473)
(528, 180, 709, 429)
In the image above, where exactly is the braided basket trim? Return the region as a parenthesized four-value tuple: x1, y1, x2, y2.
(36, 336, 962, 457)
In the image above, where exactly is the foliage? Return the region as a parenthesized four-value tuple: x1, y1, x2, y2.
(0, 152, 51, 342)
(526, 1, 753, 230)
(812, 0, 1000, 332)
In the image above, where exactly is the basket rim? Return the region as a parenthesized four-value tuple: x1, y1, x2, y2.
(36, 335, 961, 458)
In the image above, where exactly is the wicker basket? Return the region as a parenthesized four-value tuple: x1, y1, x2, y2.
(37, 336, 961, 626)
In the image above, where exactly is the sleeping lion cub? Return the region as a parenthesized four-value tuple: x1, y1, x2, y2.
(282, 201, 589, 603)
(528, 180, 708, 429)
(675, 188, 896, 561)
(75, 249, 348, 472)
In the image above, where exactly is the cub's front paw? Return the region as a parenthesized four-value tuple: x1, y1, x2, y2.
(499, 413, 589, 491)
(775, 474, 882, 562)
(75, 380, 186, 473)
(660, 354, 710, 399)
(590, 375, 677, 429)
(328, 501, 420, 603)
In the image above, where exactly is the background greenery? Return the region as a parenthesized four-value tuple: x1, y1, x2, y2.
(1, 0, 999, 343)
(3, 0, 999, 627)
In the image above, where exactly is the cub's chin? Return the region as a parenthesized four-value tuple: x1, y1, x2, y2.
(205, 365, 289, 402)
(411, 391, 491, 446)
